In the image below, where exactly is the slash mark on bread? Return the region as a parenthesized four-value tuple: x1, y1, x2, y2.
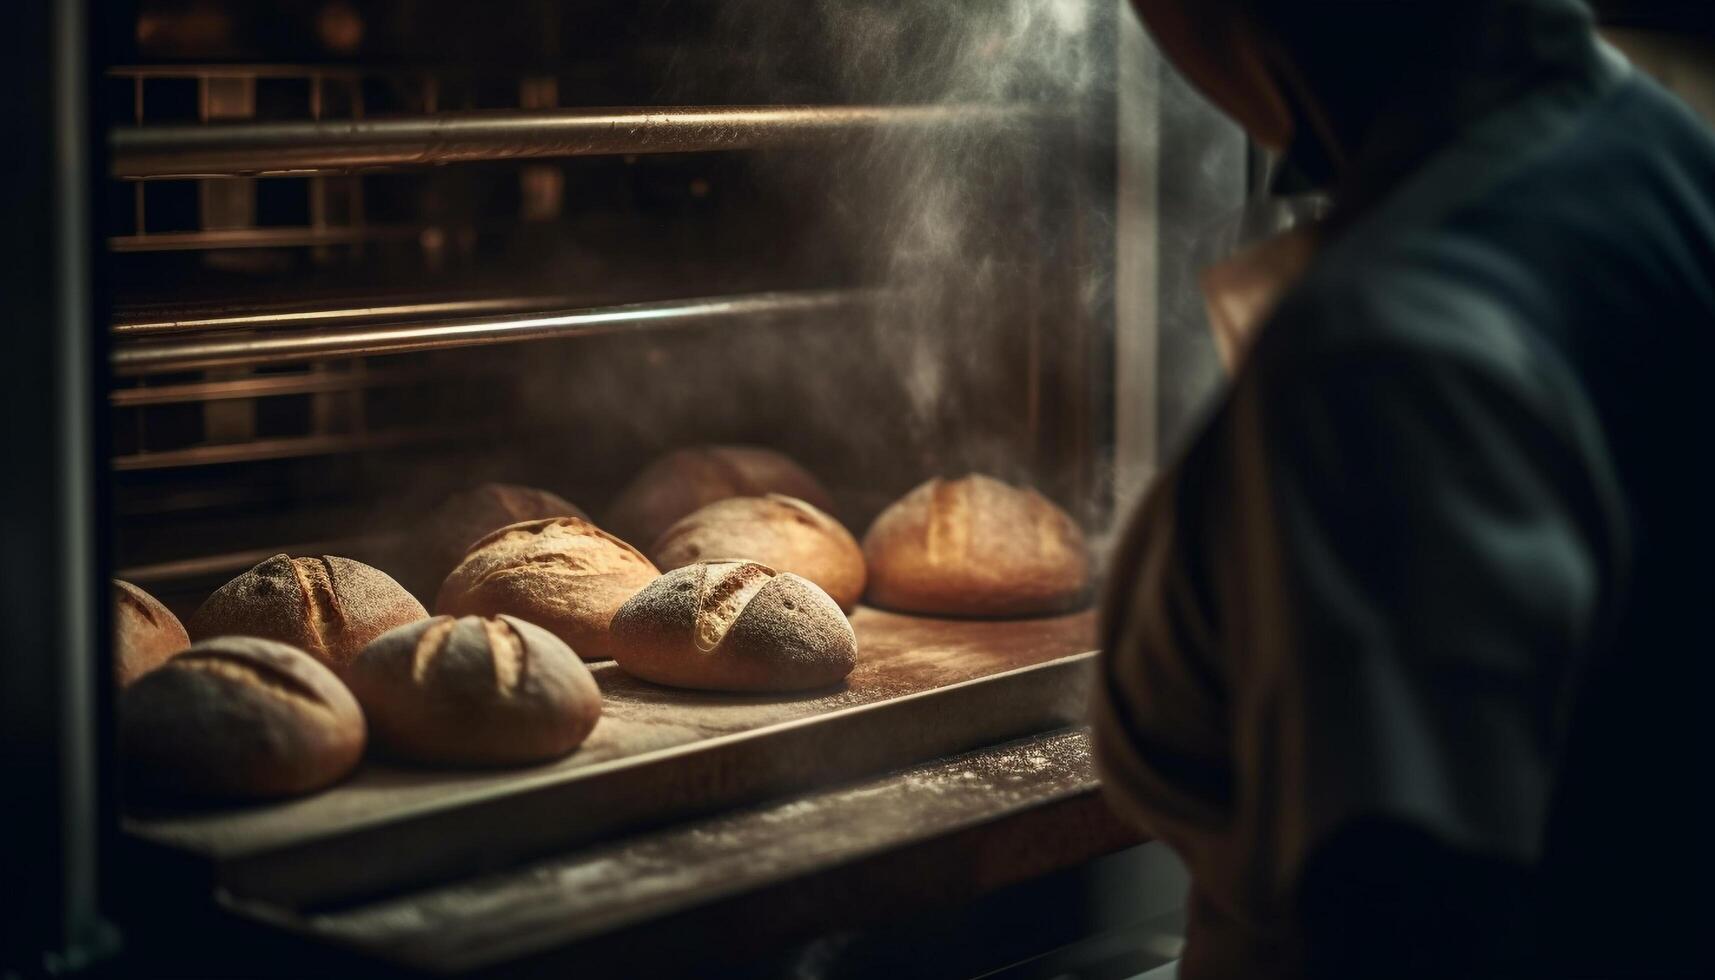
(291, 557, 345, 661)
(172, 652, 331, 714)
(116, 583, 164, 627)
(485, 617, 526, 696)
(411, 617, 458, 684)
(693, 561, 774, 653)
(925, 478, 968, 567)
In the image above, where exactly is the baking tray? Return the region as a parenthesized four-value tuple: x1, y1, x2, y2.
(123, 607, 1099, 910)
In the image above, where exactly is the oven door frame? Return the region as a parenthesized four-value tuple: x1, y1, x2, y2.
(1, 0, 120, 974)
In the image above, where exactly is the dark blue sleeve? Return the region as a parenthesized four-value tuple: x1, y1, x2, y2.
(1095, 264, 1627, 970)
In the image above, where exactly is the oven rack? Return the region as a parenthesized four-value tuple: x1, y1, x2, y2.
(116, 534, 399, 587)
(113, 290, 621, 337)
(110, 423, 493, 471)
(110, 104, 1034, 180)
(109, 224, 429, 253)
(110, 364, 443, 407)
(111, 288, 881, 376)
(116, 542, 389, 586)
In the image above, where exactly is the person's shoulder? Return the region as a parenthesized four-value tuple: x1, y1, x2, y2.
(1266, 61, 1715, 372)
(1256, 235, 1546, 383)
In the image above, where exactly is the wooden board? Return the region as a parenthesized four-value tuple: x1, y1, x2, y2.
(124, 607, 1099, 909)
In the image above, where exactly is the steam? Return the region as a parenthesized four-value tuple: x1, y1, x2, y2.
(500, 0, 1140, 529)
(770, 0, 1107, 473)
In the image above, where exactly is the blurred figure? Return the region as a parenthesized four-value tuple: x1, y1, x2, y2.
(1094, 1, 1714, 977)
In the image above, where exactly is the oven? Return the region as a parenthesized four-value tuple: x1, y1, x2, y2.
(11, 1, 1711, 978)
(15, 0, 1238, 976)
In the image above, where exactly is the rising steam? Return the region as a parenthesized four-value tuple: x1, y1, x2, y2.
(502, 0, 1136, 529)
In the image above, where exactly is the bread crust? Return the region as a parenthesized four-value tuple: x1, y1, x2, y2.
(187, 555, 428, 675)
(349, 614, 602, 766)
(651, 494, 866, 611)
(114, 579, 190, 686)
(862, 475, 1091, 617)
(610, 560, 857, 692)
(120, 636, 365, 802)
(604, 445, 834, 549)
(435, 517, 659, 661)
(400, 483, 588, 601)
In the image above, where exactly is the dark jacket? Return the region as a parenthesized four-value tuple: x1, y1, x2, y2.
(1093, 2, 1714, 976)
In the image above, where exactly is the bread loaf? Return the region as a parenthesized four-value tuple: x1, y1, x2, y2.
(862, 475, 1091, 617)
(399, 483, 588, 601)
(609, 560, 857, 692)
(651, 494, 866, 611)
(120, 636, 365, 802)
(436, 517, 659, 661)
(114, 579, 189, 686)
(349, 614, 601, 766)
(605, 446, 834, 549)
(187, 555, 427, 675)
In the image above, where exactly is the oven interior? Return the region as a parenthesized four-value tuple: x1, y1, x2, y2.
(97, 0, 1246, 966)
(108, 0, 1193, 619)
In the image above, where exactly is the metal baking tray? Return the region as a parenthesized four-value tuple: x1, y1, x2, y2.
(123, 608, 1099, 911)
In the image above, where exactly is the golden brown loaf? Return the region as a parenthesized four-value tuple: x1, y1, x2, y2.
(862, 475, 1091, 617)
(435, 517, 659, 661)
(113, 579, 189, 686)
(120, 636, 365, 802)
(401, 483, 589, 601)
(609, 560, 857, 692)
(187, 555, 428, 675)
(348, 614, 602, 767)
(650, 494, 867, 611)
(604, 445, 835, 549)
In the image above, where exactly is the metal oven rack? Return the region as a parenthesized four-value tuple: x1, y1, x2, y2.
(105, 60, 1101, 605)
(109, 102, 1030, 178)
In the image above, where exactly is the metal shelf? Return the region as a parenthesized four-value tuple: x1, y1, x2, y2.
(114, 291, 618, 337)
(117, 535, 397, 586)
(109, 103, 1026, 179)
(108, 224, 430, 253)
(110, 425, 487, 471)
(110, 365, 446, 407)
(111, 288, 877, 376)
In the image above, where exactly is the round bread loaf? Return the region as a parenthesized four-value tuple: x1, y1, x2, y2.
(609, 560, 857, 692)
(114, 579, 190, 686)
(862, 475, 1091, 617)
(651, 494, 866, 611)
(349, 614, 601, 766)
(187, 555, 427, 675)
(604, 445, 835, 550)
(436, 517, 659, 661)
(120, 636, 365, 802)
(400, 483, 588, 601)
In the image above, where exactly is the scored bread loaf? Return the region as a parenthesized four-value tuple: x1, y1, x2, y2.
(609, 560, 857, 692)
(436, 517, 659, 661)
(862, 475, 1091, 617)
(349, 614, 602, 767)
(114, 579, 190, 686)
(650, 494, 866, 611)
(604, 445, 835, 550)
(398, 483, 589, 601)
(120, 636, 365, 802)
(187, 555, 427, 675)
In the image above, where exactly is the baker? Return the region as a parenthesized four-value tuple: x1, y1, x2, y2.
(1094, 1, 1713, 977)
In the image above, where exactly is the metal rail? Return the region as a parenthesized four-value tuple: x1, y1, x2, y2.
(110, 366, 446, 407)
(108, 224, 429, 253)
(117, 535, 399, 585)
(109, 103, 1026, 179)
(110, 425, 487, 471)
(111, 289, 875, 376)
(113, 291, 614, 337)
